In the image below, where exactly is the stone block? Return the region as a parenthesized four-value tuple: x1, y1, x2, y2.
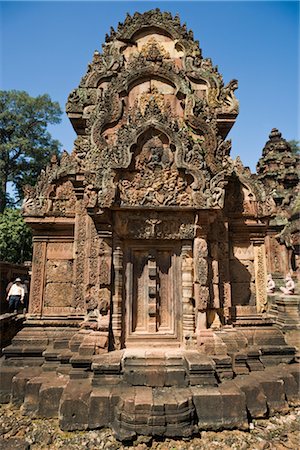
(233, 377, 267, 418)
(124, 368, 147, 386)
(88, 387, 112, 428)
(212, 355, 234, 381)
(145, 369, 166, 387)
(11, 367, 42, 406)
(276, 296, 300, 330)
(286, 363, 300, 390)
(280, 372, 300, 406)
(266, 366, 300, 406)
(46, 259, 73, 283)
(0, 367, 20, 403)
(53, 338, 71, 350)
(92, 350, 123, 374)
(192, 386, 223, 430)
(38, 375, 68, 418)
(46, 242, 73, 260)
(112, 387, 138, 440)
(254, 373, 289, 414)
(218, 384, 248, 430)
(232, 353, 249, 376)
(23, 376, 47, 414)
(44, 282, 73, 308)
(165, 368, 187, 387)
(184, 352, 217, 386)
(246, 348, 264, 371)
(260, 345, 296, 366)
(59, 379, 92, 430)
(192, 384, 248, 430)
(92, 373, 122, 386)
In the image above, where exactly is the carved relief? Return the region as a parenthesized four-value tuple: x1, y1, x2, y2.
(182, 243, 195, 340)
(73, 202, 87, 312)
(115, 211, 195, 240)
(44, 282, 73, 308)
(253, 244, 268, 313)
(23, 10, 276, 346)
(47, 243, 73, 260)
(118, 135, 193, 207)
(29, 241, 47, 315)
(139, 87, 165, 115)
(194, 237, 209, 312)
(140, 37, 171, 61)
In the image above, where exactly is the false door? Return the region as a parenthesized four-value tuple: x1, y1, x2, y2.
(125, 241, 181, 345)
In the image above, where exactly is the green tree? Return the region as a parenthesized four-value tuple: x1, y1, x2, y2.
(0, 208, 32, 263)
(288, 140, 299, 155)
(0, 90, 62, 213)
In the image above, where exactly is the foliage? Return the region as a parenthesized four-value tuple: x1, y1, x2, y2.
(0, 208, 32, 263)
(0, 90, 62, 213)
(288, 140, 299, 155)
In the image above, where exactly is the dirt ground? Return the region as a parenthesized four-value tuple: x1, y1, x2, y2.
(0, 403, 299, 449)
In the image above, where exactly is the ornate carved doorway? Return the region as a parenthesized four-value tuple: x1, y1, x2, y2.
(124, 241, 181, 346)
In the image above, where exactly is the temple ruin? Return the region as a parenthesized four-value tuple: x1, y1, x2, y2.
(1, 10, 299, 440)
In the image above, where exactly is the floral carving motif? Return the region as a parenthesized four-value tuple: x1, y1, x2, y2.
(115, 211, 195, 240)
(140, 37, 170, 61)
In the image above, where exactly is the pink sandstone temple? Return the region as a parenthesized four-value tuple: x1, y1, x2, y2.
(1, 10, 299, 440)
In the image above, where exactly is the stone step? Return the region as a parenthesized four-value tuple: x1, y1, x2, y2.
(1, 360, 300, 441)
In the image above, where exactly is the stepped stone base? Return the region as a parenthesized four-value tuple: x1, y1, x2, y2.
(1, 323, 299, 441)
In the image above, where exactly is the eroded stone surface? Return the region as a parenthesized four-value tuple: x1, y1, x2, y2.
(1, 8, 299, 441)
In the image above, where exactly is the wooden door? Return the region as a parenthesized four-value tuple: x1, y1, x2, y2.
(125, 242, 181, 345)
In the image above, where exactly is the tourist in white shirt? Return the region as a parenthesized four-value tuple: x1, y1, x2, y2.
(6, 278, 24, 313)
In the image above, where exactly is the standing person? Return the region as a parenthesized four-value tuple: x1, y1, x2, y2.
(6, 279, 14, 296)
(22, 280, 29, 314)
(6, 278, 24, 313)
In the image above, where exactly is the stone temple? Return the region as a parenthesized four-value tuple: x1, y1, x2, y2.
(1, 10, 299, 441)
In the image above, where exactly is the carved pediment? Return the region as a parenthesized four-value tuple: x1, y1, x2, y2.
(63, 11, 242, 213)
(117, 134, 193, 207)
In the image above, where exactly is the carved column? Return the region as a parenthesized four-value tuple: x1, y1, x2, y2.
(211, 243, 220, 308)
(73, 200, 87, 313)
(28, 239, 47, 316)
(219, 222, 232, 321)
(252, 238, 268, 313)
(194, 235, 209, 331)
(98, 237, 112, 319)
(148, 252, 157, 334)
(112, 238, 123, 349)
(86, 216, 99, 297)
(182, 242, 195, 341)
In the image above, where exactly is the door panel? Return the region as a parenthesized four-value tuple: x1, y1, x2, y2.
(125, 242, 181, 344)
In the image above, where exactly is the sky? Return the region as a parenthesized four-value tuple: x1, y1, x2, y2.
(1, 1, 299, 173)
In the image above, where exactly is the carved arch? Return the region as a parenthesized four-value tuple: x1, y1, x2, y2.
(224, 173, 261, 216)
(112, 121, 184, 170)
(122, 64, 191, 98)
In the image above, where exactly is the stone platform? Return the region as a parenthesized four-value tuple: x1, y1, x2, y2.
(1, 324, 299, 441)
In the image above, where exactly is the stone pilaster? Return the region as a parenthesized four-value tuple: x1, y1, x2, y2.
(194, 236, 209, 331)
(252, 240, 268, 313)
(220, 222, 232, 321)
(73, 200, 87, 313)
(28, 239, 47, 316)
(182, 242, 195, 342)
(148, 252, 157, 334)
(112, 239, 123, 349)
(98, 237, 112, 322)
